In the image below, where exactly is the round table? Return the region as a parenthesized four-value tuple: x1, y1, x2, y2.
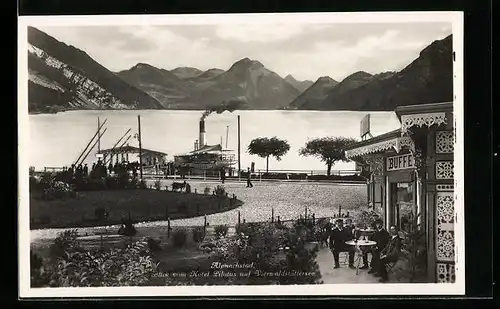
(345, 240, 377, 275)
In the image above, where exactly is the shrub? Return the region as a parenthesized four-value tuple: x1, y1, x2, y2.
(154, 179, 162, 191)
(203, 186, 211, 195)
(229, 222, 321, 285)
(36, 237, 158, 287)
(192, 226, 205, 243)
(43, 180, 73, 200)
(118, 221, 137, 236)
(138, 180, 148, 189)
(214, 224, 229, 238)
(172, 229, 188, 248)
(214, 185, 226, 197)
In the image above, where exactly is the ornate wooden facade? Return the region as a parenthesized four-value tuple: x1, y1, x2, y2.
(345, 102, 456, 283)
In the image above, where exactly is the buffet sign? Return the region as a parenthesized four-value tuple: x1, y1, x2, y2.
(386, 153, 415, 171)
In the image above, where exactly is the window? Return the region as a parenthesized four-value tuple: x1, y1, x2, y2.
(391, 182, 417, 234)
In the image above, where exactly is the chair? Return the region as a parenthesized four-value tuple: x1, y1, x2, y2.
(385, 261, 401, 282)
(340, 251, 350, 265)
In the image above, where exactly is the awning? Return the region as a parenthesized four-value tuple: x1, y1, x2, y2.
(345, 136, 414, 159)
(395, 102, 453, 135)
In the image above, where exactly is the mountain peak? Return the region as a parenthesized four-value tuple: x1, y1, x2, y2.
(317, 76, 336, 83)
(230, 57, 264, 70)
(345, 71, 373, 80)
(132, 63, 157, 70)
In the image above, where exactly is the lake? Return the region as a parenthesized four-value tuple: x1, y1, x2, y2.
(28, 110, 401, 173)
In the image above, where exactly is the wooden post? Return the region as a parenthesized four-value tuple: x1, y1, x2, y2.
(203, 214, 207, 236)
(338, 205, 342, 217)
(305, 207, 308, 219)
(167, 217, 171, 238)
(271, 207, 274, 223)
(138, 115, 143, 180)
(237, 115, 241, 181)
(238, 211, 241, 226)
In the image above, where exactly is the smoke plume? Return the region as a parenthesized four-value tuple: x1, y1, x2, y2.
(200, 98, 247, 120)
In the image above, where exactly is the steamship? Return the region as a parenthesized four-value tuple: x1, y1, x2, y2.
(172, 118, 237, 177)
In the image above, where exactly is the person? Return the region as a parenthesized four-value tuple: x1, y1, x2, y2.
(83, 163, 89, 177)
(368, 219, 390, 274)
(375, 225, 402, 282)
(329, 219, 355, 269)
(220, 167, 226, 184)
(246, 167, 253, 188)
(185, 181, 191, 193)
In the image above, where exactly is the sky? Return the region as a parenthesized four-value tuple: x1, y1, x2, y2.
(36, 22, 452, 82)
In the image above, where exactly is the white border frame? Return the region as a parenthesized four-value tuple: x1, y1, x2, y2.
(18, 11, 465, 297)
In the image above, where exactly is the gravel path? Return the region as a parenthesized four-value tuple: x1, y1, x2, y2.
(30, 180, 366, 241)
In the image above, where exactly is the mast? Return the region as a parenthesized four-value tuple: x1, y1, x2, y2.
(237, 115, 241, 178)
(97, 117, 101, 153)
(226, 125, 229, 149)
(138, 115, 143, 180)
(74, 118, 107, 166)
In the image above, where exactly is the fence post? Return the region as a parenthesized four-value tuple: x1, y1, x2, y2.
(238, 211, 241, 226)
(271, 207, 274, 223)
(204, 215, 207, 236)
(167, 217, 171, 238)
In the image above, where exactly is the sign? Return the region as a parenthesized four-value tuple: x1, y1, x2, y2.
(360, 114, 371, 139)
(386, 153, 415, 171)
(96, 153, 104, 158)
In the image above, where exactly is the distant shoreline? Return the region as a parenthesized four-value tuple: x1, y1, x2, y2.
(28, 108, 395, 115)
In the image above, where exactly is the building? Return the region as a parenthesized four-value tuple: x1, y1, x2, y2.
(344, 102, 455, 283)
(97, 145, 168, 170)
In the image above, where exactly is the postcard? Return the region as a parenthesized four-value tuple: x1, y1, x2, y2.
(18, 11, 464, 297)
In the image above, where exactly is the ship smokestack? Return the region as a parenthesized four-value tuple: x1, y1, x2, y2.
(199, 119, 206, 147)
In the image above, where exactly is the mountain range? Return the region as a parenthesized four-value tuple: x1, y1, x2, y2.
(26, 26, 453, 114)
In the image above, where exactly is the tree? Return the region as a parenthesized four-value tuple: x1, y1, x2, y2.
(299, 137, 358, 176)
(247, 137, 290, 173)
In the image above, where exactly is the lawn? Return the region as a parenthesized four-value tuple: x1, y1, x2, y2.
(30, 189, 243, 229)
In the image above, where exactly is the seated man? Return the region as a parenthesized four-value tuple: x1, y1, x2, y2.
(375, 225, 402, 282)
(367, 219, 390, 273)
(329, 219, 355, 269)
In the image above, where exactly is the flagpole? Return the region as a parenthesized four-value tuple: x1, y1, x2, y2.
(138, 115, 143, 180)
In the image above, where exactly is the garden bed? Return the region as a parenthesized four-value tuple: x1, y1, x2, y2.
(30, 189, 243, 229)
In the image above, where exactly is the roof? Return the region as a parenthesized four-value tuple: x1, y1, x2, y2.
(188, 144, 222, 154)
(395, 101, 453, 120)
(97, 145, 167, 157)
